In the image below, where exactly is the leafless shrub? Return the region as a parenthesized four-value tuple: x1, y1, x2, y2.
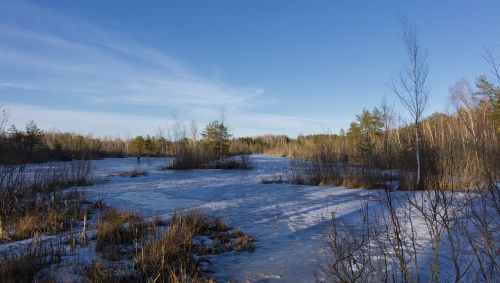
(320, 200, 392, 283)
(321, 183, 499, 282)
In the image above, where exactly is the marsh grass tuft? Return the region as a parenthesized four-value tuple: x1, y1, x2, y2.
(87, 209, 254, 282)
(95, 208, 149, 260)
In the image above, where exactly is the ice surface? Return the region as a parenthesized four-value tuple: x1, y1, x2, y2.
(5, 155, 493, 281)
(82, 155, 376, 282)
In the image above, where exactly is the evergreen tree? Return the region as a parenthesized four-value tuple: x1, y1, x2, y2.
(347, 108, 383, 163)
(476, 75, 500, 135)
(144, 135, 154, 155)
(24, 121, 44, 152)
(131, 136, 146, 155)
(201, 120, 231, 160)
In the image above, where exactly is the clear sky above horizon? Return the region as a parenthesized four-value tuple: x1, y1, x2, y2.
(0, 0, 499, 138)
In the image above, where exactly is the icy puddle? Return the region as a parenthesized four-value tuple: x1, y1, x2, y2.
(87, 155, 374, 282)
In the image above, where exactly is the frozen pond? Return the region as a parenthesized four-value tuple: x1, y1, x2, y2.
(86, 155, 374, 282)
(3, 155, 492, 281)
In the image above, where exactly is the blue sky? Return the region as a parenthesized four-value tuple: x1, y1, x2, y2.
(0, 0, 499, 137)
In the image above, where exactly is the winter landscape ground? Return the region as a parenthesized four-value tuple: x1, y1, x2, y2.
(1, 155, 497, 282)
(90, 156, 371, 282)
(1, 156, 367, 281)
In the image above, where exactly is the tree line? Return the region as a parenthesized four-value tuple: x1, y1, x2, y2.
(0, 109, 286, 164)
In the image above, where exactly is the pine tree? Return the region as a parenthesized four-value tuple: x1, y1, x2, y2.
(202, 120, 231, 160)
(347, 108, 383, 164)
(476, 75, 500, 135)
(24, 121, 44, 153)
(131, 136, 146, 155)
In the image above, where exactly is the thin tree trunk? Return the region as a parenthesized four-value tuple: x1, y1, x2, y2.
(415, 122, 421, 188)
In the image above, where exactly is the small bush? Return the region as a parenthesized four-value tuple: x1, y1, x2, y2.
(168, 144, 253, 170)
(218, 155, 253, 169)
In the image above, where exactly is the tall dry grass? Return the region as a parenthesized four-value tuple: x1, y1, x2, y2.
(86, 209, 255, 282)
(0, 160, 94, 242)
(168, 144, 253, 170)
(0, 236, 64, 282)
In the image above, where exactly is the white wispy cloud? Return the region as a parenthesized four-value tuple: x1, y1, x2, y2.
(0, 0, 338, 137)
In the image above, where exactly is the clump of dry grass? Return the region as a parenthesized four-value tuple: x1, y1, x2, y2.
(89, 209, 255, 282)
(218, 155, 253, 169)
(135, 209, 256, 281)
(261, 172, 284, 184)
(341, 177, 388, 190)
(2, 189, 87, 243)
(83, 260, 126, 283)
(233, 232, 256, 252)
(107, 169, 148, 178)
(0, 238, 63, 282)
(95, 208, 149, 259)
(135, 210, 207, 281)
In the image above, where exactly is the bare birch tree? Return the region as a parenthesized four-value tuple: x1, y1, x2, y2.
(190, 120, 199, 143)
(392, 17, 430, 188)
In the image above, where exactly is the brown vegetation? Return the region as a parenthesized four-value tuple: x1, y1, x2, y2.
(0, 238, 64, 282)
(168, 144, 253, 170)
(95, 209, 150, 259)
(277, 88, 499, 191)
(107, 168, 148, 178)
(0, 160, 94, 243)
(89, 209, 254, 282)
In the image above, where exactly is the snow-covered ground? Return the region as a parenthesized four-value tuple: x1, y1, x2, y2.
(2, 155, 497, 282)
(82, 155, 374, 282)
